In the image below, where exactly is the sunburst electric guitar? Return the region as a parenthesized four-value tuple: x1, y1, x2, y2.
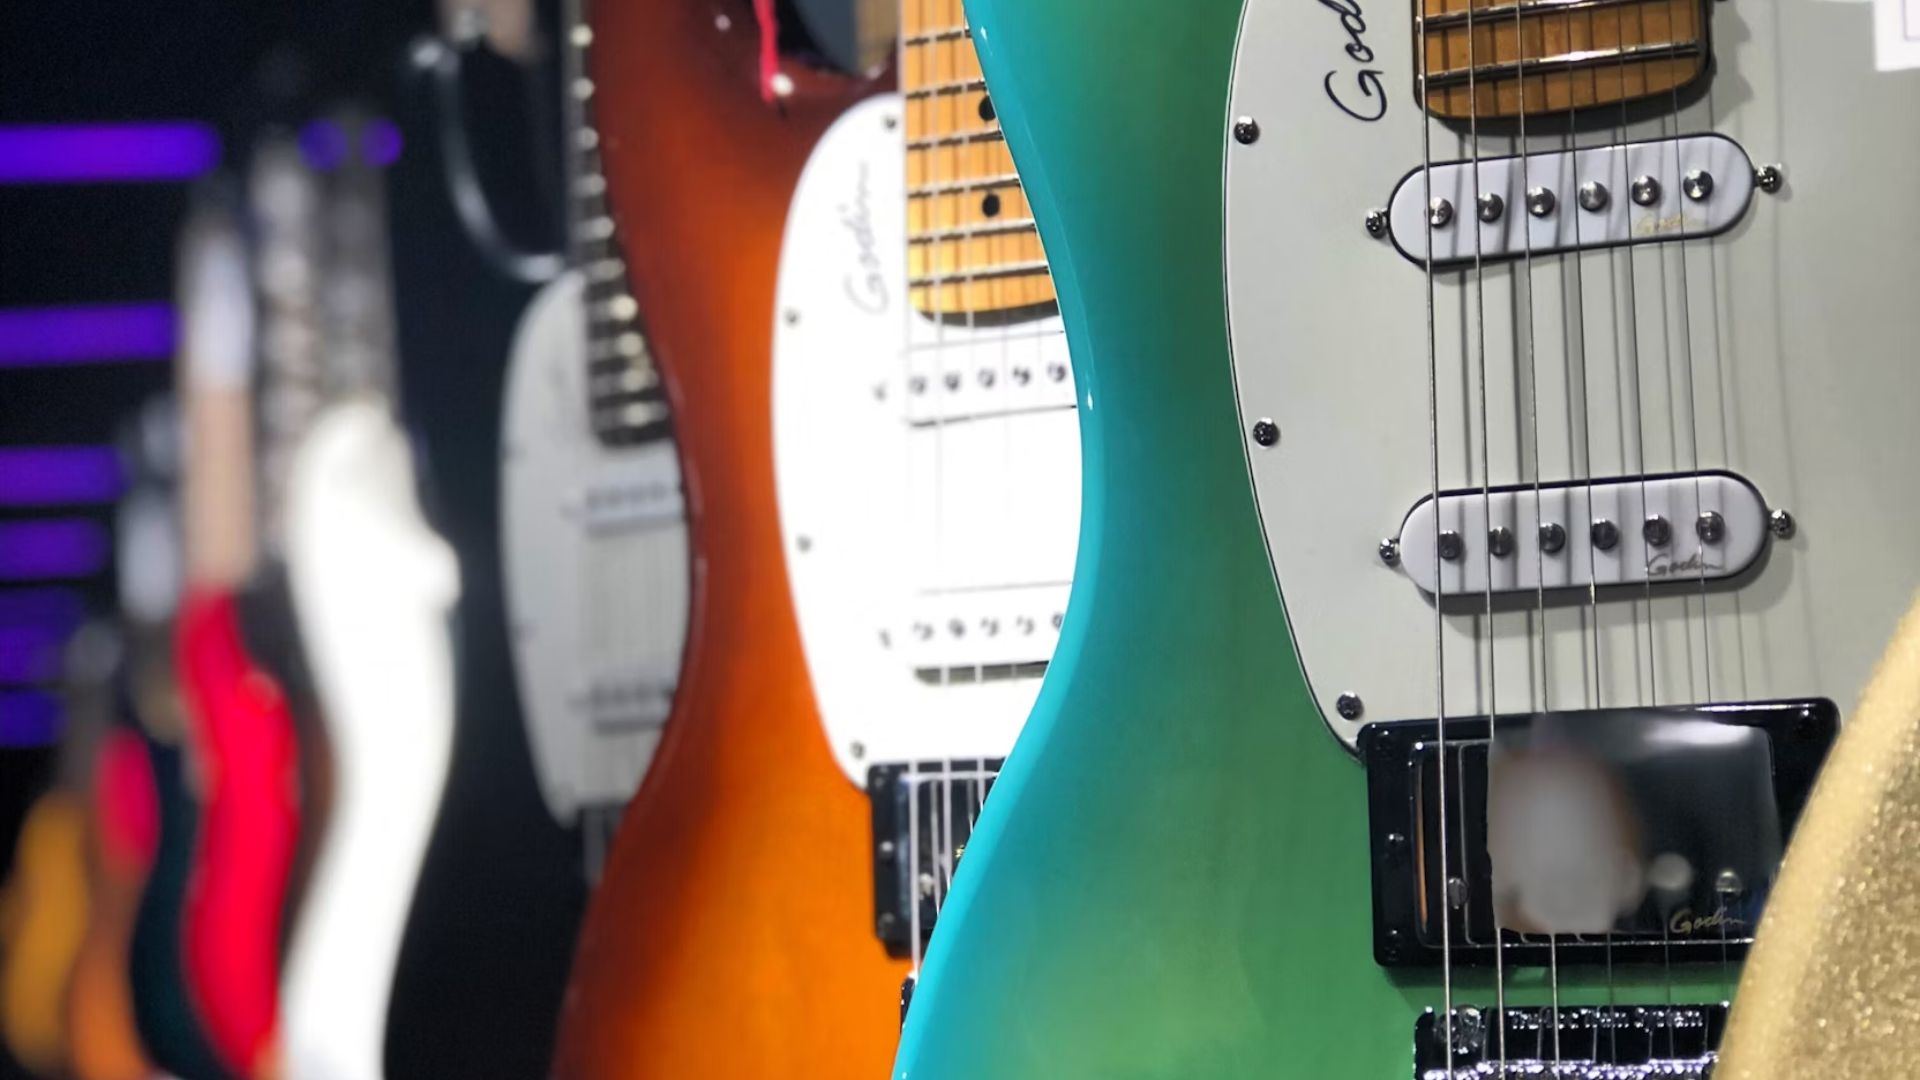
(550, 0, 1078, 1074)
(895, 0, 1920, 1077)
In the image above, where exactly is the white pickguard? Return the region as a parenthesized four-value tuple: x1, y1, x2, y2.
(1226, 2, 1920, 745)
(500, 270, 689, 824)
(280, 401, 459, 1080)
(773, 95, 1083, 786)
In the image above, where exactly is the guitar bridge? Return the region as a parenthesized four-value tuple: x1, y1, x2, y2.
(869, 759, 1003, 958)
(1415, 1004, 1725, 1079)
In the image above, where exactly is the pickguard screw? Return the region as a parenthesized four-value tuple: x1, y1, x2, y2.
(1488, 526, 1515, 558)
(796, 535, 813, 553)
(1251, 418, 1280, 447)
(909, 375, 927, 394)
(1232, 116, 1260, 145)
(1578, 180, 1610, 212)
(1379, 537, 1401, 566)
(1364, 208, 1389, 238)
(1642, 515, 1672, 548)
(1696, 510, 1725, 544)
(1631, 175, 1662, 206)
(1683, 169, 1714, 201)
(1476, 192, 1504, 223)
(1012, 366, 1031, 385)
(1591, 518, 1620, 551)
(1047, 362, 1068, 382)
(978, 368, 995, 387)
(944, 371, 961, 391)
(1446, 876, 1468, 909)
(850, 740, 866, 760)
(1526, 186, 1557, 217)
(1539, 521, 1567, 555)
(1428, 197, 1454, 228)
(1336, 693, 1364, 721)
(1769, 508, 1796, 539)
(1437, 530, 1464, 561)
(1755, 164, 1784, 194)
(882, 114, 899, 131)
(783, 308, 800, 326)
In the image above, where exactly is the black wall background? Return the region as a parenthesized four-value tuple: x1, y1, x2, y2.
(1, 3, 589, 1077)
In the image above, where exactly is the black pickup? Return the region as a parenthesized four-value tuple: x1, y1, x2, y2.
(869, 758, 1004, 958)
(1415, 1004, 1726, 1079)
(1362, 699, 1837, 969)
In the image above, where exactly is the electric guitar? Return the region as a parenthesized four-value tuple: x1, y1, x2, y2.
(895, 1, 1920, 1077)
(546, 2, 902, 1076)
(770, 0, 1079, 981)
(122, 397, 235, 1080)
(278, 119, 462, 1080)
(173, 190, 300, 1080)
(497, 0, 689, 873)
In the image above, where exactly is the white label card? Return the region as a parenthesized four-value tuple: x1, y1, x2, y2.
(1880, 0, 1920, 70)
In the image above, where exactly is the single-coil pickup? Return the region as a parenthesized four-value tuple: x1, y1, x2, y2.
(1395, 472, 1770, 598)
(889, 586, 1067, 674)
(1387, 134, 1755, 267)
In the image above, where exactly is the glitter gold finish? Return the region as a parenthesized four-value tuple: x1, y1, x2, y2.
(1719, 592, 1920, 1078)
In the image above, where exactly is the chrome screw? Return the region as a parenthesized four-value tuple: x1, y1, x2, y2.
(913, 622, 933, 641)
(1364, 208, 1390, 239)
(1048, 362, 1068, 382)
(1335, 693, 1364, 721)
(1437, 530, 1464, 561)
(1477, 192, 1505, 223)
(1446, 876, 1469, 910)
(1578, 180, 1610, 212)
(1451, 1006, 1488, 1056)
(1696, 510, 1725, 544)
(948, 618, 965, 638)
(1770, 508, 1796, 539)
(1012, 366, 1031, 385)
(1539, 521, 1568, 555)
(1631, 175, 1662, 206)
(1591, 519, 1620, 551)
(1232, 117, 1260, 145)
(943, 371, 961, 391)
(1683, 169, 1715, 201)
(1429, 197, 1455, 229)
(1251, 419, 1280, 447)
(978, 368, 995, 388)
(1488, 526, 1515, 558)
(1755, 164, 1785, 194)
(1526, 186, 1557, 217)
(1379, 538, 1401, 567)
(909, 375, 927, 394)
(1643, 515, 1672, 548)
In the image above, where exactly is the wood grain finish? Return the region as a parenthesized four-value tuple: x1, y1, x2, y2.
(549, 4, 897, 1078)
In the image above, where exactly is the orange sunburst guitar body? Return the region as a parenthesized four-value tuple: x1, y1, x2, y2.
(549, 2, 895, 1077)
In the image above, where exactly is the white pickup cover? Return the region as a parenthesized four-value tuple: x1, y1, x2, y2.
(1388, 135, 1756, 267)
(1398, 474, 1770, 598)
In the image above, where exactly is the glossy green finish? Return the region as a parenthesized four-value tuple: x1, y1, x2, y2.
(893, 2, 1723, 1075)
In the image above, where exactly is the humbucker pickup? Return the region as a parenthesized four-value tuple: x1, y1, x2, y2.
(1387, 135, 1756, 268)
(1362, 700, 1836, 969)
(1395, 472, 1770, 599)
(869, 759, 1003, 958)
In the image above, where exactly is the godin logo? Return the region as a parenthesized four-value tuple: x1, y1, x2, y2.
(1320, 0, 1387, 123)
(1669, 905, 1747, 937)
(841, 161, 889, 315)
(1647, 551, 1724, 579)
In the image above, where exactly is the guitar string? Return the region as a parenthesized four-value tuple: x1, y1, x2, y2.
(1412, 5, 1456, 1075)
(1509, 0, 1550, 1070)
(1656, 0, 1719, 1055)
(904, 0, 931, 980)
(1456, 4, 1510, 1075)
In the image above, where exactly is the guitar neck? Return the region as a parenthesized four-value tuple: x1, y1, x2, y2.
(564, 0, 668, 447)
(901, 0, 1053, 317)
(177, 198, 258, 591)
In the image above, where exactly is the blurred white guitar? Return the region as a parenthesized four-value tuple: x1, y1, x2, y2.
(276, 123, 460, 1080)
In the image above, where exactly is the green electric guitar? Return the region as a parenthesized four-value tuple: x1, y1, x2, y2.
(894, 0, 1920, 1076)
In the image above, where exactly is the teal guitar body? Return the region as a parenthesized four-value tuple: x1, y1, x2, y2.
(891, 0, 1920, 1072)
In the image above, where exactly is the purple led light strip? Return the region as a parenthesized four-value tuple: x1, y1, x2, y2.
(0, 122, 221, 184)
(0, 519, 111, 581)
(0, 303, 174, 368)
(0, 625, 67, 685)
(0, 446, 125, 506)
(0, 690, 62, 747)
